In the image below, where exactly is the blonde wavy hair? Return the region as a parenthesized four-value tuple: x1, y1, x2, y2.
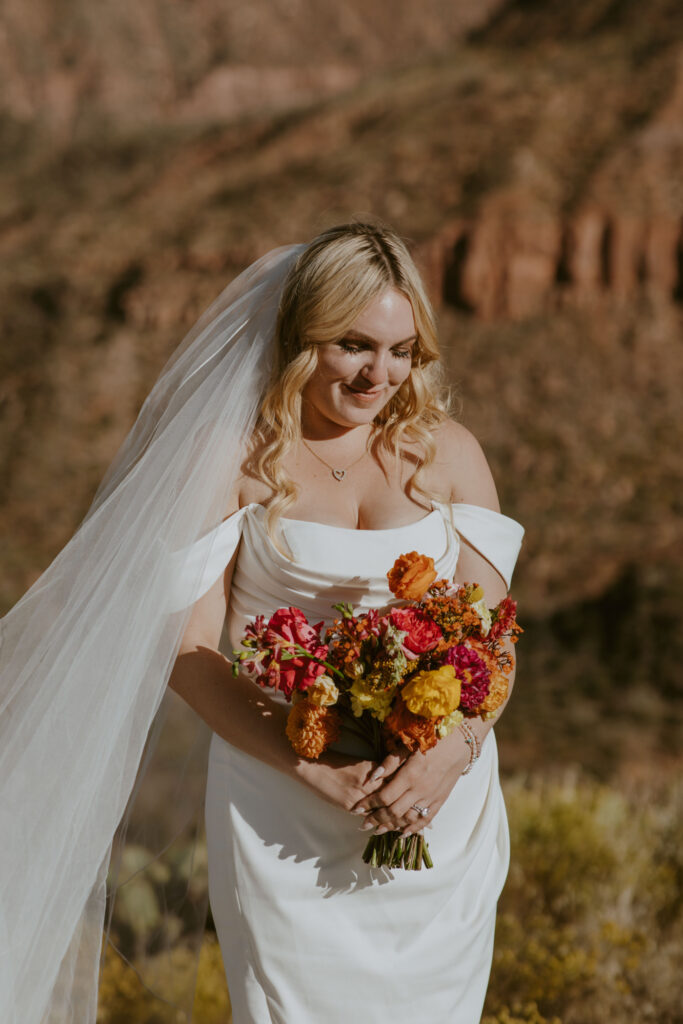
(249, 221, 450, 540)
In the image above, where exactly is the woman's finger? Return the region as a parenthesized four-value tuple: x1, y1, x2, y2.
(369, 749, 408, 782)
(400, 804, 437, 836)
(360, 806, 394, 831)
(366, 768, 418, 810)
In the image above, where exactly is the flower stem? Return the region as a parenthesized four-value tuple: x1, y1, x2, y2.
(291, 643, 346, 682)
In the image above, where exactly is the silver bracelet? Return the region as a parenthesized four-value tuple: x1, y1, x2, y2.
(459, 720, 481, 775)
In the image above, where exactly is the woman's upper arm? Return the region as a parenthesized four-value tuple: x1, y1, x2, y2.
(439, 421, 509, 605)
(177, 545, 240, 653)
(177, 487, 242, 653)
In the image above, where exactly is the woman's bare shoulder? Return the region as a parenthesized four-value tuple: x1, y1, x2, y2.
(429, 418, 501, 511)
(234, 466, 275, 512)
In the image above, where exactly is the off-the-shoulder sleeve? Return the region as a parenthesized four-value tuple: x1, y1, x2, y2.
(450, 502, 524, 590)
(166, 505, 251, 613)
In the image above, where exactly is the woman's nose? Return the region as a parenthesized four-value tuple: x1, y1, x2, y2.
(359, 351, 388, 385)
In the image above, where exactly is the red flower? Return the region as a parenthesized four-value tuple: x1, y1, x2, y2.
(488, 596, 520, 641)
(389, 606, 443, 656)
(263, 607, 329, 699)
(266, 607, 324, 651)
(443, 643, 491, 711)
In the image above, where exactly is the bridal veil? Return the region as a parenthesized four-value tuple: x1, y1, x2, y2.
(0, 244, 304, 1022)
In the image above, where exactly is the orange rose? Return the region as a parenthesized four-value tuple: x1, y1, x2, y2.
(387, 552, 438, 601)
(382, 696, 438, 754)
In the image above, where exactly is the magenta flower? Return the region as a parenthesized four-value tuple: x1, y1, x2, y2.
(443, 644, 491, 711)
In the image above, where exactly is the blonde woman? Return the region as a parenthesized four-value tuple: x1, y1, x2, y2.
(0, 221, 523, 1022)
(168, 223, 524, 1022)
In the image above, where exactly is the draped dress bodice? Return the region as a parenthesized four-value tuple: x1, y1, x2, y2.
(168, 499, 524, 644)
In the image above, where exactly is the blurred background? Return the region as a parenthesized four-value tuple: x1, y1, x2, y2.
(1, 0, 681, 1021)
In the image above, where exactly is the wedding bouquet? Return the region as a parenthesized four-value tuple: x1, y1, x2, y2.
(233, 551, 521, 870)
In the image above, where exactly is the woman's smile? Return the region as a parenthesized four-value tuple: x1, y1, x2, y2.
(342, 383, 387, 401)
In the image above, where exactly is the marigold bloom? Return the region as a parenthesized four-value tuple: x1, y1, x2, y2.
(286, 699, 341, 758)
(401, 665, 461, 719)
(387, 552, 438, 600)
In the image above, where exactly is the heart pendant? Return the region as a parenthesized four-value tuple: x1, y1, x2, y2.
(332, 469, 346, 481)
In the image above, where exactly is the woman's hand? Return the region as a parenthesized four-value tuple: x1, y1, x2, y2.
(349, 728, 471, 835)
(294, 750, 388, 815)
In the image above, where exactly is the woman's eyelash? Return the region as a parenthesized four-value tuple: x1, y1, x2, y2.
(337, 340, 413, 359)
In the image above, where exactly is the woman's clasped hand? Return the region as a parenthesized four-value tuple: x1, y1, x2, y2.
(301, 725, 472, 838)
(356, 728, 472, 836)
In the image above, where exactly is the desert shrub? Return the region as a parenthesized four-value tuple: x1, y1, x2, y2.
(482, 1002, 561, 1024)
(98, 935, 231, 1024)
(484, 772, 683, 1024)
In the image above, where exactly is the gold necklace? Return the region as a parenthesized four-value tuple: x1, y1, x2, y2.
(301, 437, 369, 481)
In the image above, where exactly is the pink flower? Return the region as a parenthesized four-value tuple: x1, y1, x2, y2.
(263, 607, 329, 699)
(443, 643, 491, 711)
(389, 606, 443, 656)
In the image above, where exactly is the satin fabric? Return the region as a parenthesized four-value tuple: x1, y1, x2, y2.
(175, 502, 524, 1024)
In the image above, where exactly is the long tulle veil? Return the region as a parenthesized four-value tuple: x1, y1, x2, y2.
(0, 244, 304, 1023)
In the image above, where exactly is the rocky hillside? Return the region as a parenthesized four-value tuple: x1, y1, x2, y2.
(0, 0, 503, 143)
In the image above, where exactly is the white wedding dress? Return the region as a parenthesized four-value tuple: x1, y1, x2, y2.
(169, 500, 524, 1024)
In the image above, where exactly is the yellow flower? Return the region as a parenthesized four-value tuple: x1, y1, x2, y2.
(436, 708, 464, 738)
(402, 665, 461, 719)
(463, 583, 492, 635)
(349, 678, 396, 721)
(306, 675, 339, 707)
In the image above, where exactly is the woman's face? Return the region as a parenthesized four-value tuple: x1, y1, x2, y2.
(302, 287, 417, 434)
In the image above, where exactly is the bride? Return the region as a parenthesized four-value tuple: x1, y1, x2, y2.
(168, 223, 524, 1022)
(0, 221, 523, 1023)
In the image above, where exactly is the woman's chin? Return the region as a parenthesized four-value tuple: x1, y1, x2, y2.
(332, 403, 384, 427)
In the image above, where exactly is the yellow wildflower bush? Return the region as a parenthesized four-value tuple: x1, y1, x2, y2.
(98, 936, 231, 1024)
(483, 771, 683, 1024)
